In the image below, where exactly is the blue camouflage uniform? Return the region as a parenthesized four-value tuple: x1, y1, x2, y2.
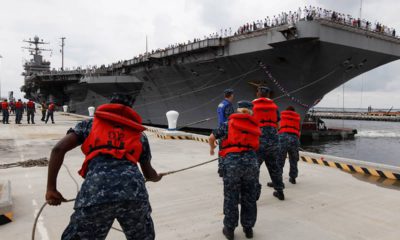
(213, 123, 260, 230)
(61, 119, 155, 240)
(278, 132, 300, 179)
(217, 99, 234, 177)
(257, 111, 285, 191)
(217, 99, 234, 127)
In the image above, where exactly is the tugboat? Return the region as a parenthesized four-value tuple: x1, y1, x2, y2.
(301, 114, 357, 142)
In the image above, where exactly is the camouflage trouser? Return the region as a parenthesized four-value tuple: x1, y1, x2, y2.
(62, 200, 155, 240)
(257, 141, 284, 191)
(2, 110, 9, 123)
(278, 133, 300, 179)
(223, 153, 259, 229)
(27, 109, 35, 123)
(15, 109, 22, 123)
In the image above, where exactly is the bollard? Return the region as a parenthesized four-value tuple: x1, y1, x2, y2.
(63, 105, 68, 113)
(88, 106, 95, 117)
(166, 110, 179, 131)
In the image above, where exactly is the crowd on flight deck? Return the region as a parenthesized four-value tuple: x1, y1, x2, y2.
(52, 6, 397, 77)
(1, 98, 57, 124)
(45, 88, 301, 240)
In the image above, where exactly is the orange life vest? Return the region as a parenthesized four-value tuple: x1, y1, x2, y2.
(278, 110, 301, 137)
(48, 103, 55, 111)
(27, 101, 35, 109)
(15, 101, 23, 109)
(1, 102, 8, 110)
(79, 103, 146, 178)
(252, 98, 278, 128)
(219, 113, 261, 157)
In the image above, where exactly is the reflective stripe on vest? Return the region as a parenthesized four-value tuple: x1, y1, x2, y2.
(219, 113, 261, 157)
(80, 103, 146, 178)
(278, 110, 301, 137)
(252, 98, 278, 128)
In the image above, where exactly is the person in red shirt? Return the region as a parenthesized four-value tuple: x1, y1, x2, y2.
(45, 102, 56, 124)
(15, 99, 24, 124)
(26, 99, 36, 124)
(278, 106, 301, 184)
(2, 99, 10, 124)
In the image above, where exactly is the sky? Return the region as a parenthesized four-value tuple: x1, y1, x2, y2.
(0, 0, 399, 109)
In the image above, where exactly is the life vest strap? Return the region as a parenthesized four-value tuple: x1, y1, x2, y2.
(221, 143, 254, 150)
(279, 125, 300, 131)
(260, 119, 276, 124)
(88, 143, 126, 153)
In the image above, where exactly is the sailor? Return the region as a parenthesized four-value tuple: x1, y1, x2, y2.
(46, 93, 163, 240)
(209, 100, 261, 240)
(217, 89, 235, 177)
(278, 106, 301, 184)
(41, 100, 48, 121)
(1, 99, 10, 124)
(217, 88, 235, 127)
(252, 86, 285, 200)
(45, 102, 55, 124)
(15, 99, 23, 124)
(26, 99, 36, 124)
(9, 100, 15, 115)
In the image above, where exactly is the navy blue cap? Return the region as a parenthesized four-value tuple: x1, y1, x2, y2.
(237, 100, 253, 110)
(258, 86, 270, 94)
(110, 93, 136, 107)
(224, 88, 234, 94)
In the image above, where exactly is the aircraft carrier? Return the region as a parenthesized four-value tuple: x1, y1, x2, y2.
(21, 16, 400, 129)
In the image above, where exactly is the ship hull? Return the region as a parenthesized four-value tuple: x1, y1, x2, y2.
(68, 39, 398, 129)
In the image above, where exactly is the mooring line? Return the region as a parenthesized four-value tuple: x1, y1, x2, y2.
(32, 157, 218, 240)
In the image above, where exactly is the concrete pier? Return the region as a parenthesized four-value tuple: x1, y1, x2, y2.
(1, 113, 400, 239)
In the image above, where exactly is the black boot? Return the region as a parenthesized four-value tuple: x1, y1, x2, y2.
(267, 182, 285, 188)
(289, 177, 296, 184)
(243, 227, 253, 238)
(222, 226, 234, 240)
(273, 190, 285, 201)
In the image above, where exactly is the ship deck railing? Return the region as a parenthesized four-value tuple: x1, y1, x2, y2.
(31, 15, 400, 78)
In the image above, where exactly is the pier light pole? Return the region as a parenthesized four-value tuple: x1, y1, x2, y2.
(0, 54, 3, 99)
(60, 37, 66, 71)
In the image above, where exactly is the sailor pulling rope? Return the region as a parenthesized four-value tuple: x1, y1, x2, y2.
(32, 157, 218, 240)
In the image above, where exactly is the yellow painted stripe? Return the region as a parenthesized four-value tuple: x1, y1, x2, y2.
(327, 161, 337, 168)
(316, 158, 324, 165)
(304, 157, 313, 164)
(367, 168, 380, 177)
(353, 166, 365, 174)
(383, 171, 396, 180)
(340, 163, 351, 172)
(5, 212, 13, 220)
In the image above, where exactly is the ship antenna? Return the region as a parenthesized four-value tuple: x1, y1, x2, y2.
(146, 35, 148, 56)
(60, 37, 66, 71)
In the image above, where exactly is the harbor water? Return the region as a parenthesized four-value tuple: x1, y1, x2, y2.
(302, 118, 400, 167)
